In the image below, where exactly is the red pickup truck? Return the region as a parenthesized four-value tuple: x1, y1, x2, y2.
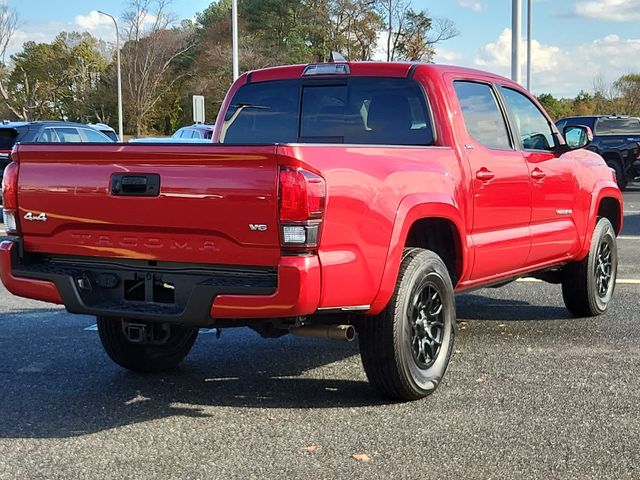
(0, 62, 622, 400)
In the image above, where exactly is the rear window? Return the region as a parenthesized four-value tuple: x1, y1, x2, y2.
(0, 128, 19, 150)
(220, 77, 433, 146)
(595, 117, 640, 135)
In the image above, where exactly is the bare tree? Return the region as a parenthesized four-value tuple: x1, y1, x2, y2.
(376, 0, 409, 61)
(0, 5, 22, 119)
(121, 0, 195, 135)
(376, 0, 457, 62)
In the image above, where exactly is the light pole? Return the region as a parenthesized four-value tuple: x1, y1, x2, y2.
(98, 10, 124, 142)
(526, 0, 532, 91)
(511, 0, 522, 85)
(232, 0, 239, 81)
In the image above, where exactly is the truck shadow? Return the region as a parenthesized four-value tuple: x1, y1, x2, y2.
(622, 212, 640, 236)
(0, 320, 388, 439)
(456, 294, 570, 321)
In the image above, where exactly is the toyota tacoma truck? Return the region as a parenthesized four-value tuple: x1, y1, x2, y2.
(556, 114, 640, 190)
(0, 63, 623, 401)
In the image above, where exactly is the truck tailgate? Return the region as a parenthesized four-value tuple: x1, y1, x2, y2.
(14, 144, 280, 267)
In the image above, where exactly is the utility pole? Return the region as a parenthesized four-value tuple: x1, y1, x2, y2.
(98, 11, 124, 142)
(511, 0, 522, 85)
(232, 0, 239, 81)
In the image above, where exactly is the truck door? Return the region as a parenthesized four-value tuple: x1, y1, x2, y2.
(453, 81, 532, 281)
(498, 86, 580, 265)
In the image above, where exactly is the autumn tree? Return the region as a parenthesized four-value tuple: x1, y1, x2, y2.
(324, 0, 383, 60)
(611, 74, 640, 115)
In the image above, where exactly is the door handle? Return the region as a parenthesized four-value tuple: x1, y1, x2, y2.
(531, 168, 546, 180)
(476, 168, 495, 181)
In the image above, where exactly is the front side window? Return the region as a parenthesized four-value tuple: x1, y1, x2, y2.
(501, 87, 556, 151)
(454, 81, 511, 150)
(221, 77, 433, 145)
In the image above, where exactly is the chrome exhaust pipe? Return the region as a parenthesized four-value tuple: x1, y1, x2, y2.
(290, 324, 356, 342)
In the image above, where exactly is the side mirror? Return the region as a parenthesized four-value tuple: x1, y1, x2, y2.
(563, 125, 593, 150)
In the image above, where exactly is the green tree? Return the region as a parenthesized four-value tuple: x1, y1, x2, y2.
(536, 93, 572, 121)
(0, 32, 110, 122)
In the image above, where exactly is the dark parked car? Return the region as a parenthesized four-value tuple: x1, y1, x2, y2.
(1, 121, 114, 215)
(556, 115, 640, 190)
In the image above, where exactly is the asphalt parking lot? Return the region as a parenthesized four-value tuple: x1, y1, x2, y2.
(1, 189, 639, 479)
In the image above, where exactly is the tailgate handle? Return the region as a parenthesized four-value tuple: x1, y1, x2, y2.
(111, 174, 160, 196)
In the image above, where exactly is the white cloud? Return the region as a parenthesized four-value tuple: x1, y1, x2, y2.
(475, 28, 561, 73)
(434, 48, 462, 63)
(74, 10, 113, 30)
(457, 0, 484, 11)
(575, 0, 640, 22)
(473, 28, 640, 97)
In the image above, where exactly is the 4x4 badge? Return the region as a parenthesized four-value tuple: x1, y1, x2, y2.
(24, 212, 48, 222)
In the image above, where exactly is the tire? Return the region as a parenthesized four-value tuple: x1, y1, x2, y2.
(358, 248, 456, 401)
(610, 160, 628, 191)
(561, 217, 617, 317)
(97, 317, 198, 372)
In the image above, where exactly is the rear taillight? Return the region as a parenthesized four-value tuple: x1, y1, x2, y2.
(2, 161, 19, 234)
(278, 167, 326, 248)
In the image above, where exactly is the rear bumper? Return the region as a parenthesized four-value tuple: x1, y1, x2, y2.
(0, 240, 63, 304)
(0, 240, 321, 326)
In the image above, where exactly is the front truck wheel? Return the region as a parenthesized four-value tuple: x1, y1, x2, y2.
(562, 217, 618, 317)
(97, 317, 199, 372)
(358, 248, 455, 401)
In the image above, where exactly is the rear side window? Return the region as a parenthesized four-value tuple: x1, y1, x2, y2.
(53, 127, 82, 142)
(39, 128, 61, 142)
(454, 81, 511, 150)
(0, 128, 19, 149)
(221, 77, 433, 145)
(80, 127, 111, 142)
(595, 117, 640, 135)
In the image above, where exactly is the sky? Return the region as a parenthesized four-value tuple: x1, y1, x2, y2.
(5, 0, 640, 98)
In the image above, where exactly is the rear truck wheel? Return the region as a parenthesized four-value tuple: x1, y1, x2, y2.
(562, 217, 617, 317)
(610, 160, 628, 191)
(97, 317, 198, 372)
(358, 248, 455, 401)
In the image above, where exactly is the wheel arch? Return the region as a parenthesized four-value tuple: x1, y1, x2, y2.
(577, 185, 623, 260)
(368, 195, 469, 315)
